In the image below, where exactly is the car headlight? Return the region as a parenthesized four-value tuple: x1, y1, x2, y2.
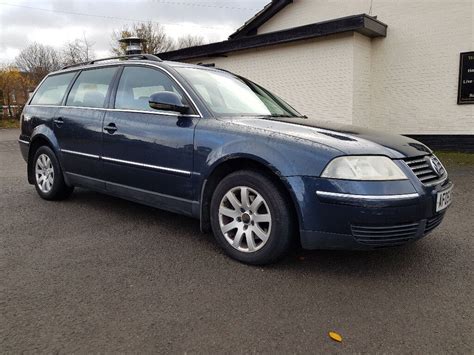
(321, 156, 407, 180)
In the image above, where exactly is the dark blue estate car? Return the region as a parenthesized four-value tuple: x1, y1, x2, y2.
(19, 54, 453, 264)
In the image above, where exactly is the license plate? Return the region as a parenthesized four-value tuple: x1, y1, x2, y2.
(436, 186, 453, 212)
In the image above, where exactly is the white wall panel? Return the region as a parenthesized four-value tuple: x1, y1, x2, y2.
(189, 34, 356, 124)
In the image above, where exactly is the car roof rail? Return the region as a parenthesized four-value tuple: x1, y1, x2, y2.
(61, 54, 162, 70)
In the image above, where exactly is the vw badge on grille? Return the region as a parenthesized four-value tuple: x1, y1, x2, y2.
(429, 156, 444, 177)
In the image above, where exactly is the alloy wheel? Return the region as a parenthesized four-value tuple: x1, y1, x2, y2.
(218, 186, 272, 253)
(35, 153, 54, 193)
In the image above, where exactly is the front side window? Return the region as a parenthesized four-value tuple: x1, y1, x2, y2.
(174, 67, 301, 118)
(66, 67, 117, 108)
(30, 72, 76, 105)
(115, 66, 186, 112)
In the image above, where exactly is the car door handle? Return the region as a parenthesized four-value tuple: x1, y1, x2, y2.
(53, 117, 64, 126)
(104, 123, 117, 134)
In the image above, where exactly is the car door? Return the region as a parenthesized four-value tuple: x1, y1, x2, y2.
(101, 65, 200, 213)
(55, 66, 118, 186)
(27, 71, 77, 142)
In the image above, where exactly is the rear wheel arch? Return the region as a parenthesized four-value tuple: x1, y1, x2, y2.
(200, 156, 301, 234)
(27, 134, 65, 185)
(32, 145, 74, 200)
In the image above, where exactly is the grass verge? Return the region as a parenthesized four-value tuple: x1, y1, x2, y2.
(435, 151, 474, 166)
(0, 119, 20, 129)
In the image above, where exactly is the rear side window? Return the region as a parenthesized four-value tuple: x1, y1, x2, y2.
(115, 66, 186, 112)
(30, 72, 76, 106)
(66, 67, 117, 108)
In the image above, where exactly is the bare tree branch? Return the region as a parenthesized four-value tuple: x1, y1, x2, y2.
(110, 22, 176, 55)
(175, 35, 205, 49)
(62, 36, 95, 66)
(15, 43, 62, 84)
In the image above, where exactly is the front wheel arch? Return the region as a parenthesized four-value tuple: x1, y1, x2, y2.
(209, 169, 295, 264)
(200, 157, 301, 236)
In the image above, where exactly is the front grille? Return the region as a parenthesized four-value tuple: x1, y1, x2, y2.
(425, 213, 445, 234)
(351, 222, 420, 247)
(402, 155, 447, 186)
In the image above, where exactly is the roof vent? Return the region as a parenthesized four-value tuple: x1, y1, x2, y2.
(119, 36, 143, 55)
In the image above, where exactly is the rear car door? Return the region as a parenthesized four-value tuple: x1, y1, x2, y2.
(101, 65, 200, 212)
(55, 66, 118, 186)
(25, 72, 77, 142)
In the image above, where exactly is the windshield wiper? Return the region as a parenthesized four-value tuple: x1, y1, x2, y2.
(261, 114, 307, 118)
(256, 114, 292, 118)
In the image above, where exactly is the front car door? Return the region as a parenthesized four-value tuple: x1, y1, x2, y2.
(101, 65, 201, 215)
(55, 66, 118, 187)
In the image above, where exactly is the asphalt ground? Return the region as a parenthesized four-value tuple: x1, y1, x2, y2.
(1, 128, 473, 353)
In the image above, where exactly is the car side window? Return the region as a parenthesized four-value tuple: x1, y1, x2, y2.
(30, 72, 76, 106)
(66, 67, 117, 108)
(115, 66, 186, 112)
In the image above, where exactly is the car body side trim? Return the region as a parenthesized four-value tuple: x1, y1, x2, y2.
(66, 172, 197, 203)
(107, 107, 200, 118)
(316, 191, 420, 201)
(61, 149, 100, 159)
(18, 139, 30, 145)
(27, 104, 200, 118)
(102, 156, 191, 176)
(28, 104, 107, 110)
(60, 149, 191, 176)
(65, 172, 199, 220)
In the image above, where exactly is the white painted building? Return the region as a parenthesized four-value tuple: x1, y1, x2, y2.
(161, 0, 474, 150)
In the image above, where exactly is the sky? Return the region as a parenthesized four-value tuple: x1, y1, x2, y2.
(0, 0, 269, 64)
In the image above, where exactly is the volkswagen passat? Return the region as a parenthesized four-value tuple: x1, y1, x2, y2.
(18, 54, 453, 265)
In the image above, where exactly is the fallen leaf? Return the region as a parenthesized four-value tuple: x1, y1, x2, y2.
(329, 331, 342, 342)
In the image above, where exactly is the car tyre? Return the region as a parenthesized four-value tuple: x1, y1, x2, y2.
(210, 170, 294, 265)
(32, 146, 73, 200)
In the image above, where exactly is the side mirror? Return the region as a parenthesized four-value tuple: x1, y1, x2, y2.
(149, 92, 190, 114)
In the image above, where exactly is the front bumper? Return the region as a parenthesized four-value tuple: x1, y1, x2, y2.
(288, 175, 453, 250)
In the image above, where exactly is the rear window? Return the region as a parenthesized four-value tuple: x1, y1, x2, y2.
(30, 72, 76, 106)
(66, 67, 117, 108)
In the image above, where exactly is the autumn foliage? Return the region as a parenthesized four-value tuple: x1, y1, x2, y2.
(0, 66, 32, 120)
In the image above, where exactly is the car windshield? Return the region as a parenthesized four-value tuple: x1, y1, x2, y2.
(174, 66, 302, 118)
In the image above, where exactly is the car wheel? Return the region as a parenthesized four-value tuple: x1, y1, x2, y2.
(33, 146, 73, 200)
(210, 170, 294, 265)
